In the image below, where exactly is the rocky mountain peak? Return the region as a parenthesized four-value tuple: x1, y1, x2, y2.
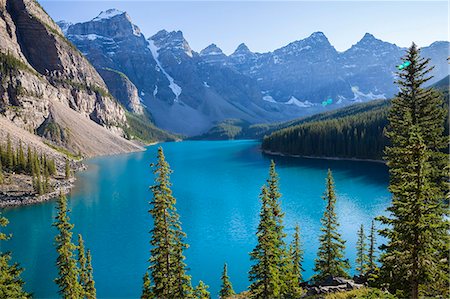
(150, 30, 193, 58)
(92, 9, 127, 22)
(200, 43, 225, 56)
(232, 43, 252, 55)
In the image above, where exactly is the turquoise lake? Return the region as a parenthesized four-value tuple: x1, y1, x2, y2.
(2, 140, 391, 298)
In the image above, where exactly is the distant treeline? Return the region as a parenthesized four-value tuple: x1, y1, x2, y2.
(262, 102, 389, 160)
(262, 88, 448, 160)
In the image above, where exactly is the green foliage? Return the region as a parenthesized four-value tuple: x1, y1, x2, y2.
(378, 44, 449, 299)
(305, 287, 397, 299)
(0, 51, 38, 78)
(262, 103, 389, 160)
(0, 213, 30, 298)
(194, 281, 211, 299)
(141, 272, 152, 299)
(355, 224, 368, 276)
(84, 249, 96, 299)
(144, 147, 193, 298)
(249, 161, 289, 298)
(313, 169, 350, 282)
(123, 111, 178, 144)
(248, 185, 281, 298)
(65, 159, 71, 180)
(219, 263, 235, 299)
(53, 193, 83, 298)
(283, 225, 304, 298)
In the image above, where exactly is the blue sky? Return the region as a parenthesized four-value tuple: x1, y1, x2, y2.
(40, 1, 448, 54)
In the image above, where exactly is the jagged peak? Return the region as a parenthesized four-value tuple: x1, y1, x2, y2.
(232, 43, 252, 55)
(305, 31, 330, 43)
(149, 30, 193, 57)
(92, 9, 127, 22)
(200, 43, 225, 56)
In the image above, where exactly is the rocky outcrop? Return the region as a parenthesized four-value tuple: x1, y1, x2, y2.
(305, 276, 365, 296)
(98, 68, 144, 114)
(0, 0, 142, 156)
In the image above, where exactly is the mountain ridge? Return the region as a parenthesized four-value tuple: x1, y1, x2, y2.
(58, 8, 449, 135)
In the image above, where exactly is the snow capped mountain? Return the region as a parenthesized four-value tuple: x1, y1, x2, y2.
(199, 44, 228, 65)
(92, 9, 125, 21)
(58, 9, 449, 136)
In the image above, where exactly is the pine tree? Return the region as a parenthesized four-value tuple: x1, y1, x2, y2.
(313, 169, 349, 282)
(0, 212, 29, 298)
(283, 225, 304, 298)
(18, 141, 25, 172)
(249, 185, 281, 298)
(379, 43, 449, 299)
(84, 249, 96, 299)
(26, 146, 32, 174)
(65, 159, 71, 179)
(77, 234, 88, 296)
(265, 160, 289, 296)
(355, 224, 368, 276)
(194, 281, 210, 299)
(367, 220, 377, 273)
(6, 134, 13, 170)
(219, 263, 234, 299)
(145, 147, 192, 298)
(53, 193, 83, 298)
(141, 272, 152, 299)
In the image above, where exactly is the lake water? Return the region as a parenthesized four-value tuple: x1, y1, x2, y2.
(2, 140, 390, 298)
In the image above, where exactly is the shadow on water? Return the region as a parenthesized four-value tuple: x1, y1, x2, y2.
(235, 142, 389, 187)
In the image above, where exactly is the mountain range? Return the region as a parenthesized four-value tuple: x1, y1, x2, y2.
(58, 9, 449, 136)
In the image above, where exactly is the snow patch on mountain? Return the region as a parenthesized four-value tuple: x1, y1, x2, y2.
(148, 40, 182, 102)
(285, 96, 314, 108)
(351, 86, 386, 102)
(93, 9, 124, 21)
(262, 95, 277, 103)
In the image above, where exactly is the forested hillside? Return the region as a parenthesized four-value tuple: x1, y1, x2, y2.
(262, 102, 389, 160)
(261, 81, 448, 160)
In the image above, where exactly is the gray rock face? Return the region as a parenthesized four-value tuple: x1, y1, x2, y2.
(59, 9, 449, 135)
(0, 0, 140, 156)
(97, 68, 144, 114)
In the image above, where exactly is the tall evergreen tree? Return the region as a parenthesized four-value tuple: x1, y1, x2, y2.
(379, 43, 449, 299)
(193, 281, 210, 299)
(84, 249, 96, 299)
(53, 193, 83, 298)
(219, 263, 234, 299)
(18, 141, 26, 172)
(313, 169, 349, 282)
(265, 160, 289, 296)
(0, 212, 29, 298)
(141, 272, 152, 299)
(65, 159, 71, 180)
(77, 234, 88, 296)
(26, 146, 32, 174)
(367, 220, 377, 273)
(6, 134, 13, 170)
(249, 185, 281, 298)
(283, 225, 304, 298)
(145, 147, 192, 298)
(355, 224, 368, 276)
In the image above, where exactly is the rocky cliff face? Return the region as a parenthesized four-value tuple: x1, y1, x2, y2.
(0, 0, 141, 156)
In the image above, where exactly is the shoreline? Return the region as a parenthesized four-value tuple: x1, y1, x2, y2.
(262, 149, 385, 164)
(0, 140, 158, 208)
